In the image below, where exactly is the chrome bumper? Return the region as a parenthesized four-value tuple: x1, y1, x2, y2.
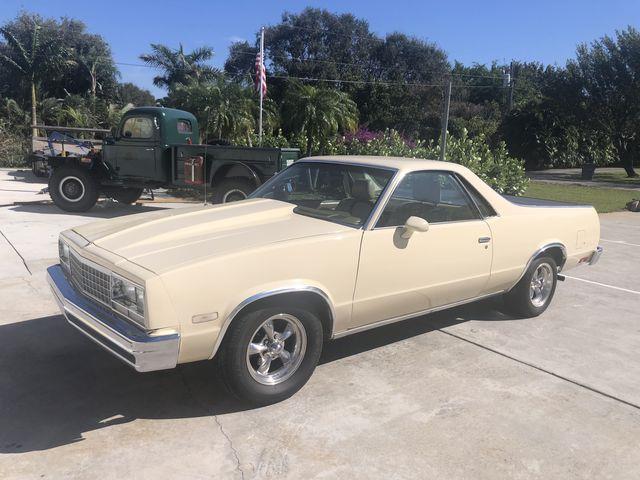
(589, 246, 604, 265)
(47, 265, 180, 372)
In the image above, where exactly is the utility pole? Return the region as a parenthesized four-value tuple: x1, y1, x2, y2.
(439, 78, 452, 161)
(508, 61, 515, 112)
(258, 26, 265, 146)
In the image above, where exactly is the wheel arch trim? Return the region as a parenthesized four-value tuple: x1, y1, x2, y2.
(508, 242, 567, 291)
(209, 161, 261, 186)
(208, 285, 336, 359)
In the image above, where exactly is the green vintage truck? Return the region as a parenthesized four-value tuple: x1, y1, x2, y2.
(38, 106, 300, 212)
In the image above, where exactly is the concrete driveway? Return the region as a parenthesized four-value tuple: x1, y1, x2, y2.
(1, 168, 639, 479)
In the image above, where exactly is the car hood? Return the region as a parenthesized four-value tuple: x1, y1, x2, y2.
(72, 199, 352, 274)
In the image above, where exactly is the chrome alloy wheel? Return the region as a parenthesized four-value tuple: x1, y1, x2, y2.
(530, 263, 554, 308)
(246, 313, 307, 385)
(59, 176, 85, 202)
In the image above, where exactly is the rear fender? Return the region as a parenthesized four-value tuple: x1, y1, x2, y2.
(209, 162, 260, 186)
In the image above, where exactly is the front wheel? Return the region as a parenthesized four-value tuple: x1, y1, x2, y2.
(503, 256, 558, 317)
(108, 187, 144, 204)
(218, 306, 324, 405)
(49, 167, 99, 212)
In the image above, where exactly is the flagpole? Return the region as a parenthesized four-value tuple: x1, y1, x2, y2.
(258, 26, 264, 147)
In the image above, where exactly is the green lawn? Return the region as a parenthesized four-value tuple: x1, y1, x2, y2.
(593, 170, 640, 185)
(524, 181, 637, 213)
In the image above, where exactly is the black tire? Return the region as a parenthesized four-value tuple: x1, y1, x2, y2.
(31, 160, 48, 177)
(503, 256, 558, 317)
(213, 178, 254, 204)
(109, 187, 144, 204)
(49, 166, 99, 212)
(218, 306, 324, 406)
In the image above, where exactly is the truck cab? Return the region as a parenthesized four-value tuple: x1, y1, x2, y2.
(102, 107, 197, 184)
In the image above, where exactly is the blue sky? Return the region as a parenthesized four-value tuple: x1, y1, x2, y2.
(2, 0, 639, 98)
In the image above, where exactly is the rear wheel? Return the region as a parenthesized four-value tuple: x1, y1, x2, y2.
(219, 306, 323, 405)
(49, 166, 99, 212)
(213, 178, 253, 204)
(503, 256, 558, 317)
(108, 187, 144, 204)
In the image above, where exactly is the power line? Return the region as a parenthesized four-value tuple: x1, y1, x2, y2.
(117, 57, 507, 83)
(230, 49, 507, 81)
(115, 60, 508, 90)
(266, 74, 506, 89)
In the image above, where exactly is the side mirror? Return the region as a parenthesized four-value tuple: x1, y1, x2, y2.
(401, 216, 429, 239)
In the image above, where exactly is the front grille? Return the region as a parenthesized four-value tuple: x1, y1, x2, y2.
(69, 251, 111, 306)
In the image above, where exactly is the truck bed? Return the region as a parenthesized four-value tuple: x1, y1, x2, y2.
(503, 195, 590, 208)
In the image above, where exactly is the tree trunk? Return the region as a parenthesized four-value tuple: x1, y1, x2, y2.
(30, 80, 38, 139)
(622, 149, 638, 177)
(305, 134, 313, 157)
(616, 138, 638, 177)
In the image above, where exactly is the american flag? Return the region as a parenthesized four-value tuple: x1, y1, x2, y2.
(255, 51, 267, 97)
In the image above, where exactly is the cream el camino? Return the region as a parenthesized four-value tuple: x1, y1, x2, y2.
(48, 156, 602, 404)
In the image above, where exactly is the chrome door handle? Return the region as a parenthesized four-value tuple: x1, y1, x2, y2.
(145, 148, 154, 151)
(478, 237, 491, 244)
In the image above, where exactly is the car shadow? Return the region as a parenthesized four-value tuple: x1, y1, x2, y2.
(0, 298, 513, 453)
(9, 202, 173, 219)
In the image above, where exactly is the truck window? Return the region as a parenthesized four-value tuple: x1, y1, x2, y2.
(121, 117, 154, 139)
(177, 120, 192, 134)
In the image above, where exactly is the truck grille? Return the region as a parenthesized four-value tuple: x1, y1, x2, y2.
(69, 251, 111, 306)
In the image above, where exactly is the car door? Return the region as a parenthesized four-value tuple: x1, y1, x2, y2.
(349, 170, 493, 329)
(113, 115, 158, 178)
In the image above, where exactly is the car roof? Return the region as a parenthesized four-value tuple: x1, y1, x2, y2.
(301, 155, 468, 174)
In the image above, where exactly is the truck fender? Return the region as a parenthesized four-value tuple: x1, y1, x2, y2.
(209, 162, 261, 187)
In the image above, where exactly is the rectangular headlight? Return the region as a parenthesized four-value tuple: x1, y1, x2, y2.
(58, 237, 70, 270)
(110, 274, 145, 323)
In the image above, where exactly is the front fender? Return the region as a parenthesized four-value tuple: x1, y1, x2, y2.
(207, 280, 337, 360)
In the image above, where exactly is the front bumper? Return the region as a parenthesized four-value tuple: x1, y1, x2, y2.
(47, 265, 179, 372)
(589, 246, 604, 265)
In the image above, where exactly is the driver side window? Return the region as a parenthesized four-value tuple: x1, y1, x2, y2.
(376, 171, 480, 227)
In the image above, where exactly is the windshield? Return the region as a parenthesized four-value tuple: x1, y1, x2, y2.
(250, 162, 396, 227)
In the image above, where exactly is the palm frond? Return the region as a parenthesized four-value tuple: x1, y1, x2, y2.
(0, 52, 26, 73)
(0, 27, 30, 68)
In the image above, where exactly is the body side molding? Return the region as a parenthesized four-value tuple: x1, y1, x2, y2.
(332, 290, 505, 339)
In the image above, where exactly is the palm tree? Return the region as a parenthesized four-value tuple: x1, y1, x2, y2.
(140, 44, 218, 90)
(282, 84, 358, 156)
(0, 20, 70, 138)
(208, 82, 256, 143)
(170, 78, 258, 144)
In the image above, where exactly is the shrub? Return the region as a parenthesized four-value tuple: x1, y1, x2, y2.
(0, 122, 29, 168)
(328, 128, 528, 195)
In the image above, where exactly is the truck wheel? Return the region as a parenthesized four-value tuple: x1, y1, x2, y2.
(49, 167, 99, 212)
(218, 306, 323, 405)
(213, 178, 253, 204)
(503, 256, 558, 317)
(109, 187, 144, 204)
